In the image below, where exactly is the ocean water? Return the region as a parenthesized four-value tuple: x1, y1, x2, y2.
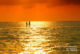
(0, 21, 80, 54)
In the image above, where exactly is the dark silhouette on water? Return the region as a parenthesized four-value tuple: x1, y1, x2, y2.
(26, 21, 31, 27)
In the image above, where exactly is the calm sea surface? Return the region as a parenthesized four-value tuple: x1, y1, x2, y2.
(0, 21, 80, 54)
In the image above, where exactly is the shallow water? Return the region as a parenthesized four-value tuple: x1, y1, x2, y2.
(0, 21, 80, 54)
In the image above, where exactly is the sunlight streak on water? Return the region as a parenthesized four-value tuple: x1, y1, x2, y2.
(19, 22, 54, 54)
(34, 50, 46, 54)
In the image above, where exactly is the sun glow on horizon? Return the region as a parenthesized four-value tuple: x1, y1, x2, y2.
(31, 21, 55, 28)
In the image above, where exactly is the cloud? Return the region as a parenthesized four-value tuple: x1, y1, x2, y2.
(0, 0, 80, 7)
(0, 0, 20, 5)
(47, 0, 80, 7)
(64, 0, 80, 4)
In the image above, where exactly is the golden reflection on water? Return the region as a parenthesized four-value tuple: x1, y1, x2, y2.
(19, 21, 53, 54)
(0, 21, 78, 54)
(34, 50, 46, 54)
(19, 35, 48, 54)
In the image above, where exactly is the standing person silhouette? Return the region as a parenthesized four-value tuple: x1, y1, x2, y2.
(26, 17, 31, 28)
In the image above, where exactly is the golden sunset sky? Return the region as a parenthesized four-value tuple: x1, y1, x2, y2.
(0, 0, 80, 21)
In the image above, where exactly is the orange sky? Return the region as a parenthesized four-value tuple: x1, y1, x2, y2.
(0, 0, 80, 22)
